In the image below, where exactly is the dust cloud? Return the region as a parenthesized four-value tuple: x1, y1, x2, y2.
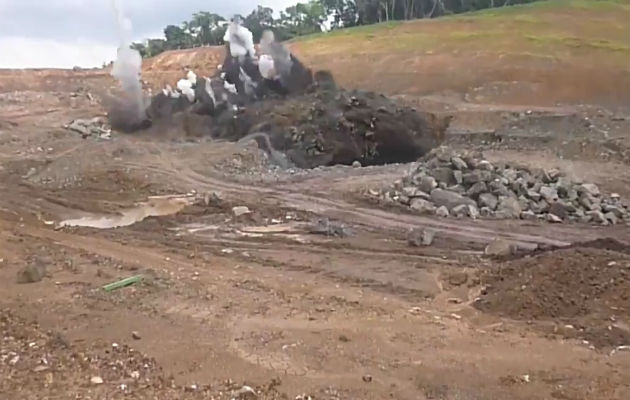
(107, 0, 150, 132)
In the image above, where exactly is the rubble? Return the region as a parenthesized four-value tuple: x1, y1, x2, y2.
(65, 117, 111, 139)
(110, 25, 449, 169)
(375, 146, 630, 224)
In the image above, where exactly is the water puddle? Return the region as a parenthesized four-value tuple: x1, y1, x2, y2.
(58, 194, 196, 229)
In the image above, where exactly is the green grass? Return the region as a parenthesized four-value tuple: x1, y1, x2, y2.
(292, 0, 629, 64)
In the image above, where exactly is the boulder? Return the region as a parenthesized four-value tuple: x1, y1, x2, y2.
(539, 186, 558, 203)
(466, 182, 488, 199)
(410, 198, 436, 214)
(495, 197, 521, 219)
(418, 176, 438, 193)
(580, 183, 600, 197)
(478, 193, 498, 210)
(430, 189, 476, 210)
(435, 205, 450, 218)
(451, 156, 468, 170)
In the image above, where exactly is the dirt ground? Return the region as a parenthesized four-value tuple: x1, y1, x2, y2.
(1, 15, 630, 400)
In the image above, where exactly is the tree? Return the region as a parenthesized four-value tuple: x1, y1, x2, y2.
(279, 1, 326, 37)
(189, 12, 226, 45)
(146, 39, 167, 57)
(164, 25, 192, 50)
(130, 42, 147, 57)
(244, 6, 275, 42)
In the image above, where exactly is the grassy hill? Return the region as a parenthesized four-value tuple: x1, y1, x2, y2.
(288, 0, 629, 107)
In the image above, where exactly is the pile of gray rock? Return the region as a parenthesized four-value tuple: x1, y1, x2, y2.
(376, 146, 628, 225)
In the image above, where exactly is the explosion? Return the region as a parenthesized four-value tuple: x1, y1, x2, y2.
(107, 14, 451, 168)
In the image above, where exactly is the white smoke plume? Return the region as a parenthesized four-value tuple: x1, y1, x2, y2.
(108, 0, 149, 131)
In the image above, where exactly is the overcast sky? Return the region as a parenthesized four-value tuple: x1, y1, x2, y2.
(0, 0, 298, 68)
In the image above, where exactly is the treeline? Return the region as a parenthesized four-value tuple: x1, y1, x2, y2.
(131, 0, 540, 58)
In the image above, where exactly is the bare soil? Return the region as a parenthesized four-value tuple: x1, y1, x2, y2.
(475, 247, 630, 349)
(1, 4, 629, 397)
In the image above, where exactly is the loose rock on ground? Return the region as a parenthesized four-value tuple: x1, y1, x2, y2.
(374, 146, 629, 224)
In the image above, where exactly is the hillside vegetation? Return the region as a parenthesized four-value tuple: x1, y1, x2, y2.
(289, 0, 629, 106)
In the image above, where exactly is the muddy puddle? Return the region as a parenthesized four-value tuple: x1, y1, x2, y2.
(58, 195, 196, 229)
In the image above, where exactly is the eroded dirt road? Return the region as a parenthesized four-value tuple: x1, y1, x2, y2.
(1, 80, 629, 399)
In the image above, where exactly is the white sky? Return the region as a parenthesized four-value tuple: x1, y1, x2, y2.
(0, 0, 298, 68)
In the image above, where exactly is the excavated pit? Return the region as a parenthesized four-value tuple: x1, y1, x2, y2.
(109, 60, 451, 169)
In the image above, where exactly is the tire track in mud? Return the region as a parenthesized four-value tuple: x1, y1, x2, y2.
(118, 150, 618, 251)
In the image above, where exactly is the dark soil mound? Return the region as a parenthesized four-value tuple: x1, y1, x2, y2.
(210, 88, 450, 168)
(475, 247, 630, 348)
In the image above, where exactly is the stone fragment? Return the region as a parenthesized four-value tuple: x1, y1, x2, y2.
(453, 170, 463, 185)
(478, 193, 498, 210)
(232, 206, 251, 217)
(418, 176, 438, 193)
(484, 238, 515, 257)
(435, 206, 450, 218)
(495, 197, 521, 219)
(520, 210, 537, 220)
(546, 213, 562, 223)
(586, 210, 607, 224)
(466, 182, 487, 199)
(430, 189, 476, 210)
(430, 168, 455, 185)
(451, 156, 468, 170)
(410, 198, 436, 214)
(548, 202, 567, 220)
(580, 183, 600, 197)
(539, 186, 558, 203)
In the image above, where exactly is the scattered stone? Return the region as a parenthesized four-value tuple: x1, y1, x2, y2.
(132, 331, 141, 340)
(484, 239, 515, 257)
(546, 213, 563, 223)
(234, 385, 257, 400)
(410, 199, 436, 214)
(91, 376, 104, 385)
(422, 229, 436, 246)
(362, 375, 373, 383)
(309, 218, 351, 237)
(16, 262, 47, 284)
(448, 272, 468, 286)
(407, 228, 435, 246)
(232, 206, 251, 217)
(352, 160, 362, 168)
(435, 205, 450, 218)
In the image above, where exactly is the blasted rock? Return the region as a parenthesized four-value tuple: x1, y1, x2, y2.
(410, 199, 436, 214)
(495, 197, 521, 219)
(430, 189, 476, 211)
